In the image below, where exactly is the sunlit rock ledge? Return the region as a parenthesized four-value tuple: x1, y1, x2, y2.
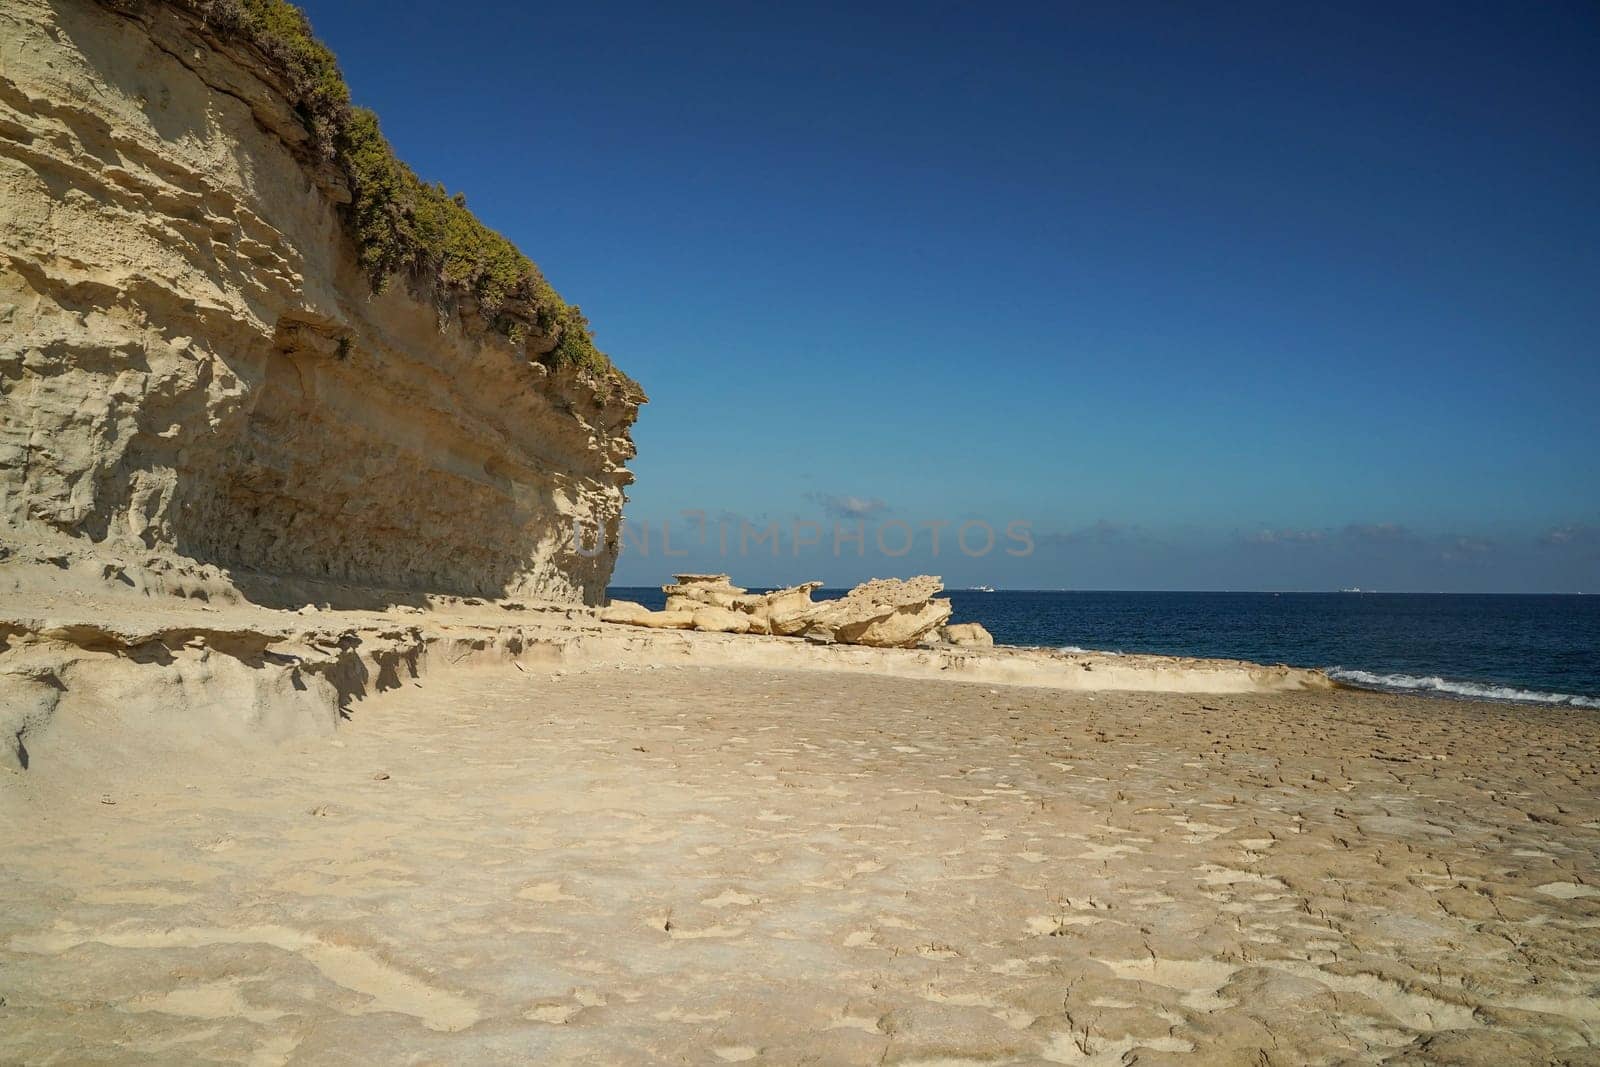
(0, 581, 1331, 771)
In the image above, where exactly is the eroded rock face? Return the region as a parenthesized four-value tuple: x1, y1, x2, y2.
(803, 577, 953, 648)
(603, 574, 955, 648)
(758, 582, 827, 636)
(660, 574, 828, 636)
(689, 606, 751, 634)
(662, 574, 748, 612)
(599, 601, 694, 630)
(0, 0, 639, 605)
(942, 622, 995, 648)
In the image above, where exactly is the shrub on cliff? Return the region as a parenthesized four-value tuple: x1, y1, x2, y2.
(101, 0, 628, 388)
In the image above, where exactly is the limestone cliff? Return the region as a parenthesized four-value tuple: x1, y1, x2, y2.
(0, 0, 641, 605)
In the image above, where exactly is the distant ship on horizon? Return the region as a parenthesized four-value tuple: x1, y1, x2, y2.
(967, 584, 996, 592)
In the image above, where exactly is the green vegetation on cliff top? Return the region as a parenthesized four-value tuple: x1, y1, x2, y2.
(113, 0, 631, 390)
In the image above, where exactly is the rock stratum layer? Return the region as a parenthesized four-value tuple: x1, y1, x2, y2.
(0, 0, 640, 604)
(0, 588, 1332, 772)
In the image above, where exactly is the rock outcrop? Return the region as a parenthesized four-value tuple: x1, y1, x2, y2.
(662, 574, 749, 613)
(0, 585, 1335, 773)
(598, 600, 694, 630)
(940, 622, 995, 648)
(800, 576, 953, 647)
(757, 582, 829, 636)
(604, 574, 955, 648)
(686, 605, 754, 635)
(0, 0, 640, 605)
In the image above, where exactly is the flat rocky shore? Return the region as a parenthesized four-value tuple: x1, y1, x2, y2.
(3, 608, 1598, 1064)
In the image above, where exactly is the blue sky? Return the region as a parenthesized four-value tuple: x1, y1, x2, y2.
(301, 1, 1599, 591)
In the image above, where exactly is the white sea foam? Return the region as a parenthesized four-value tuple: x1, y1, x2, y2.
(1329, 668, 1600, 709)
(1058, 646, 1121, 656)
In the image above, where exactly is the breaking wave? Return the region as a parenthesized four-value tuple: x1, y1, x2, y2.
(1329, 668, 1600, 709)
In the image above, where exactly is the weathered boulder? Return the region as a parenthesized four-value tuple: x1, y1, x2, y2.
(599, 601, 696, 629)
(599, 599, 649, 623)
(749, 581, 826, 636)
(663, 574, 748, 611)
(803, 577, 953, 648)
(690, 606, 752, 634)
(661, 575, 823, 635)
(612, 574, 962, 648)
(942, 622, 995, 647)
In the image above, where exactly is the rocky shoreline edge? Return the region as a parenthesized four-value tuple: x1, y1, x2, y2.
(1, 572, 1330, 774)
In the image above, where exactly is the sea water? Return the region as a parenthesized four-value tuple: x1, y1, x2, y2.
(609, 587, 1600, 709)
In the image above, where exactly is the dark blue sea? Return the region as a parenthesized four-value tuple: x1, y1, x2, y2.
(609, 588, 1600, 709)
